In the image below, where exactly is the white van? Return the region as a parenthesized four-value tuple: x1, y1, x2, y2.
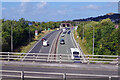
(43, 40, 48, 47)
(70, 48, 81, 60)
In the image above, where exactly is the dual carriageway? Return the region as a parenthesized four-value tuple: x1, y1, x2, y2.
(1, 25, 119, 80)
(22, 27, 82, 63)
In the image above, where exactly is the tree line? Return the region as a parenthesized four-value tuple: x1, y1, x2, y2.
(77, 18, 119, 55)
(0, 18, 61, 52)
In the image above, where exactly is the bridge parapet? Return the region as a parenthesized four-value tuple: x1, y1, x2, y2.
(0, 52, 119, 65)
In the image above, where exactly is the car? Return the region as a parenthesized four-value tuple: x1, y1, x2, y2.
(60, 39, 65, 44)
(41, 38, 46, 41)
(67, 28, 70, 30)
(61, 34, 65, 37)
(70, 48, 81, 60)
(43, 40, 49, 46)
(63, 31, 67, 34)
(67, 31, 71, 34)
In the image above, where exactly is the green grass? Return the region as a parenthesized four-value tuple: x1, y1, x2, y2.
(9, 30, 54, 61)
(73, 30, 90, 55)
(20, 30, 54, 53)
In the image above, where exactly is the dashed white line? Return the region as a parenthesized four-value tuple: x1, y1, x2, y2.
(70, 31, 76, 48)
(22, 31, 55, 61)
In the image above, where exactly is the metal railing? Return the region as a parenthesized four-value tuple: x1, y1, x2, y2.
(71, 31, 87, 63)
(48, 30, 62, 62)
(1, 70, 119, 80)
(0, 52, 119, 65)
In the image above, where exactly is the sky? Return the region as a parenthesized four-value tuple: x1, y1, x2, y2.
(1, 2, 118, 22)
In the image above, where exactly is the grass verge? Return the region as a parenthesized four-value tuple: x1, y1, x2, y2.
(73, 30, 89, 55)
(20, 30, 54, 53)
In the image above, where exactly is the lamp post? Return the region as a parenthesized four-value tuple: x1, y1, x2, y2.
(89, 24, 94, 56)
(11, 23, 15, 52)
(11, 24, 13, 52)
(92, 25, 94, 56)
(82, 23, 84, 42)
(28, 22, 32, 42)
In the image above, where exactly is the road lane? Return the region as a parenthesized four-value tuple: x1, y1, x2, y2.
(22, 30, 60, 61)
(29, 31, 57, 53)
(57, 29, 76, 61)
(39, 30, 60, 53)
(58, 30, 75, 54)
(2, 65, 118, 75)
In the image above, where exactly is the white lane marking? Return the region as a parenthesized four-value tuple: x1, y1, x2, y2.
(22, 31, 55, 61)
(66, 50, 68, 53)
(38, 32, 56, 60)
(35, 46, 43, 59)
(39, 46, 43, 53)
(40, 31, 57, 53)
(70, 31, 76, 48)
(47, 30, 61, 61)
(48, 32, 56, 53)
(56, 31, 62, 60)
(28, 32, 54, 53)
(64, 31, 69, 54)
(66, 32, 71, 54)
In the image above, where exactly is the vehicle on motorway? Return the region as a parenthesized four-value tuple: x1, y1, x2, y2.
(60, 39, 65, 44)
(57, 28, 59, 30)
(62, 28, 66, 32)
(43, 40, 49, 46)
(63, 31, 67, 34)
(61, 34, 65, 37)
(62, 28, 67, 34)
(67, 27, 70, 30)
(67, 31, 71, 34)
(41, 38, 46, 41)
(70, 48, 81, 60)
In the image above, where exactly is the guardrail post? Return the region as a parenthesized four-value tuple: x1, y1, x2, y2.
(87, 55, 89, 64)
(116, 57, 118, 66)
(21, 70, 24, 80)
(109, 76, 111, 80)
(8, 52, 9, 61)
(33, 53, 35, 62)
(59, 55, 61, 63)
(63, 73, 66, 80)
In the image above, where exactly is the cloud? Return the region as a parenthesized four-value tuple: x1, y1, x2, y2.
(57, 10, 64, 14)
(17, 2, 47, 16)
(19, 3, 27, 14)
(19, 2, 34, 14)
(36, 1, 47, 8)
(80, 4, 100, 10)
(2, 8, 6, 10)
(20, 0, 31, 2)
(20, 2, 26, 7)
(87, 4, 99, 9)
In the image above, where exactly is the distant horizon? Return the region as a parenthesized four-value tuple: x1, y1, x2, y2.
(2, 2, 118, 22)
(1, 12, 118, 22)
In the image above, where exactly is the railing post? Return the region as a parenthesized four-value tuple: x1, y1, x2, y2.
(8, 52, 9, 61)
(33, 53, 35, 62)
(116, 57, 118, 66)
(63, 73, 66, 80)
(59, 55, 61, 63)
(21, 70, 24, 80)
(109, 76, 111, 80)
(88, 55, 89, 64)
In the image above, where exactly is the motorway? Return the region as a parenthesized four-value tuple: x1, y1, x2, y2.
(57, 30, 75, 54)
(29, 30, 60, 53)
(22, 30, 61, 61)
(1, 29, 119, 80)
(1, 63, 118, 80)
(57, 29, 78, 62)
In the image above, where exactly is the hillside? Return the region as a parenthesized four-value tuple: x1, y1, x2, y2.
(76, 18, 119, 55)
(73, 13, 120, 23)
